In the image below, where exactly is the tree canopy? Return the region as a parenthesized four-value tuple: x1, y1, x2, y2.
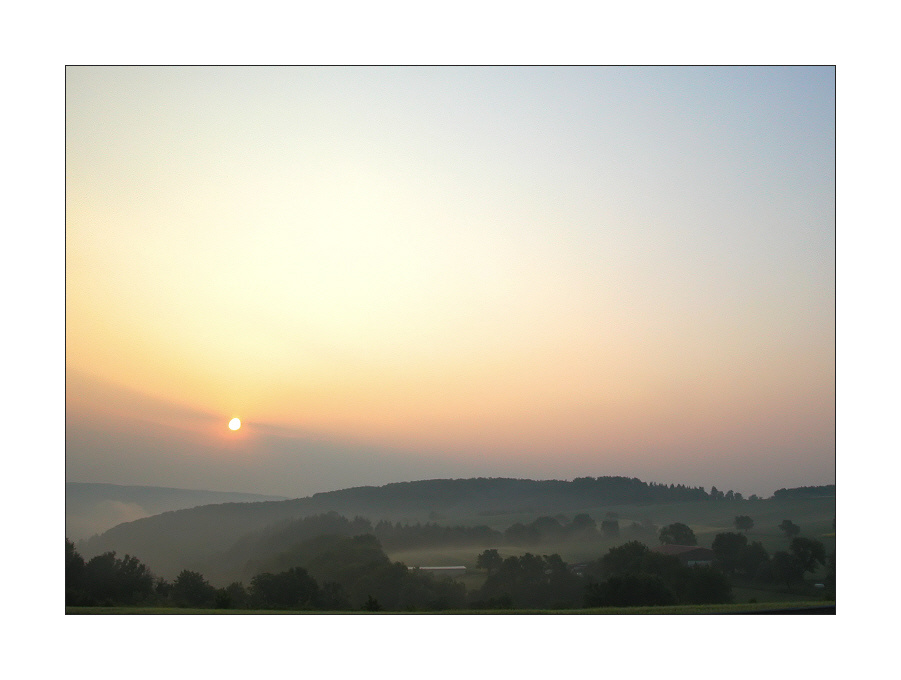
(733, 515, 754, 532)
(779, 519, 801, 539)
(658, 522, 697, 545)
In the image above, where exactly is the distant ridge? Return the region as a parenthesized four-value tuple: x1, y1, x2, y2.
(66, 482, 288, 540)
(771, 484, 835, 499)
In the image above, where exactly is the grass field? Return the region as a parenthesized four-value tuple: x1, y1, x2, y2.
(66, 601, 834, 615)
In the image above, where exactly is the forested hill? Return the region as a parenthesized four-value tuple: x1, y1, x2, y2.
(76, 476, 709, 577)
(305, 476, 709, 514)
(771, 485, 835, 499)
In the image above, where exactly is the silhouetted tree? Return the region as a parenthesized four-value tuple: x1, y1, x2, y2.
(585, 573, 676, 607)
(66, 539, 85, 605)
(171, 570, 217, 608)
(569, 513, 598, 536)
(218, 582, 249, 609)
(789, 537, 826, 576)
(711, 532, 748, 575)
(362, 594, 382, 611)
(318, 581, 352, 610)
(81, 551, 155, 605)
(734, 515, 754, 532)
(683, 566, 732, 604)
(659, 522, 697, 546)
(740, 541, 770, 580)
(600, 519, 620, 538)
(779, 519, 801, 539)
(249, 567, 320, 610)
(476, 553, 583, 609)
(767, 551, 802, 590)
(530, 516, 566, 541)
(476, 549, 503, 574)
(584, 541, 732, 606)
(595, 541, 650, 576)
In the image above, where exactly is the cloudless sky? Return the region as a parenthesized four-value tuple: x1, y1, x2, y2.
(65, 66, 834, 498)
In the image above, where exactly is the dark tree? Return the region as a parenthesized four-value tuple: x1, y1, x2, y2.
(585, 573, 676, 607)
(789, 537, 826, 576)
(658, 522, 697, 546)
(779, 519, 801, 539)
(530, 516, 566, 541)
(733, 515, 754, 533)
(475, 553, 583, 609)
(249, 567, 320, 610)
(171, 570, 217, 608)
(66, 539, 85, 605)
(824, 552, 836, 596)
(214, 581, 250, 609)
(767, 551, 802, 590)
(476, 549, 503, 574)
(584, 541, 731, 606)
(740, 541, 770, 579)
(596, 541, 650, 576)
(318, 581, 352, 610)
(600, 519, 620, 538)
(683, 566, 732, 604)
(362, 594, 382, 611)
(81, 551, 155, 606)
(154, 577, 172, 598)
(569, 513, 598, 536)
(214, 588, 232, 609)
(711, 532, 748, 575)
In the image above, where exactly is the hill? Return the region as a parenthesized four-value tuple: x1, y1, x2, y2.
(65, 482, 288, 540)
(772, 485, 835, 499)
(76, 476, 705, 576)
(75, 476, 835, 583)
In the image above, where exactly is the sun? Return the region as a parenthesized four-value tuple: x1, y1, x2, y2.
(228, 417, 241, 431)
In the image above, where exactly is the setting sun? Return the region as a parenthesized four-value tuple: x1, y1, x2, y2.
(228, 418, 241, 431)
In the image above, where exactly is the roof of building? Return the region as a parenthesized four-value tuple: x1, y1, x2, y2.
(409, 565, 467, 570)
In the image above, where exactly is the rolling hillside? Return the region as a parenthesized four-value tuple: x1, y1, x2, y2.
(66, 482, 288, 540)
(75, 477, 834, 582)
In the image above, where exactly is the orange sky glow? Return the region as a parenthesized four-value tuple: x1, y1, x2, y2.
(65, 66, 835, 498)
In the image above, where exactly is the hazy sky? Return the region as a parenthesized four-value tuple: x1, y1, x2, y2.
(65, 66, 834, 498)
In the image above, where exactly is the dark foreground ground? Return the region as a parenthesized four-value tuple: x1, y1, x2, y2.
(66, 601, 835, 615)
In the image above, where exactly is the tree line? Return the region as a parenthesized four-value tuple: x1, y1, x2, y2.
(222, 510, 659, 566)
(66, 535, 466, 611)
(67, 512, 833, 611)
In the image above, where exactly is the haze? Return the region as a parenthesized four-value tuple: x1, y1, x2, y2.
(65, 66, 834, 498)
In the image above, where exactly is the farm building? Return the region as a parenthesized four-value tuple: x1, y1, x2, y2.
(652, 545, 715, 566)
(409, 565, 467, 577)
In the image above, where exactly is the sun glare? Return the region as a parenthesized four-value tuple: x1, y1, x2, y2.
(228, 417, 241, 431)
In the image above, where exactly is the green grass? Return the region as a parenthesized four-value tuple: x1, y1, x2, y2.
(66, 601, 834, 615)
